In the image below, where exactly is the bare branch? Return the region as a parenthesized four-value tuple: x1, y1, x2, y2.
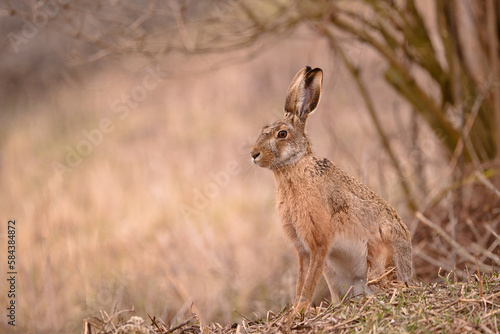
(415, 212, 494, 272)
(319, 24, 418, 212)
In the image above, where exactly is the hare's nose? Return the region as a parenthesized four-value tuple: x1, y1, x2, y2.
(250, 147, 260, 160)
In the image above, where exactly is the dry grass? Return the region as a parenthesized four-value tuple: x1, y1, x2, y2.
(85, 273, 500, 333)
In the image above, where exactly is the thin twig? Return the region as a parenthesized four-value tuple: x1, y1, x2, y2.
(448, 80, 491, 172)
(167, 315, 196, 333)
(475, 171, 500, 198)
(415, 212, 493, 272)
(368, 267, 396, 285)
(148, 314, 162, 333)
(340, 285, 354, 305)
(475, 257, 483, 297)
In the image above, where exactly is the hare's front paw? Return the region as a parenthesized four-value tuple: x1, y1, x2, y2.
(292, 300, 313, 317)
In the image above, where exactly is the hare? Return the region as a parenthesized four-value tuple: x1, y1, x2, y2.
(250, 67, 413, 312)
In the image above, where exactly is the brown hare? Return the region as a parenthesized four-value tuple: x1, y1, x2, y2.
(250, 66, 413, 312)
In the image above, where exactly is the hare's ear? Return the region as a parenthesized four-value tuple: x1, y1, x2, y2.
(284, 67, 323, 122)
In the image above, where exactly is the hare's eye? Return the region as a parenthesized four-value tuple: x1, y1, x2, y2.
(277, 130, 287, 139)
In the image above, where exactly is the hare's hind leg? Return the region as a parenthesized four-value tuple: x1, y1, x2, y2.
(324, 239, 372, 303)
(368, 240, 394, 281)
(324, 260, 372, 303)
(369, 231, 413, 283)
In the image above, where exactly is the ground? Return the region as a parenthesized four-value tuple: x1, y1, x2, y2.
(85, 273, 500, 334)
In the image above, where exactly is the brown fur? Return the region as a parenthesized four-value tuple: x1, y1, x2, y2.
(250, 67, 413, 311)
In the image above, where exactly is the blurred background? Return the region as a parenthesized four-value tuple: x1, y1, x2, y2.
(0, 0, 499, 332)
